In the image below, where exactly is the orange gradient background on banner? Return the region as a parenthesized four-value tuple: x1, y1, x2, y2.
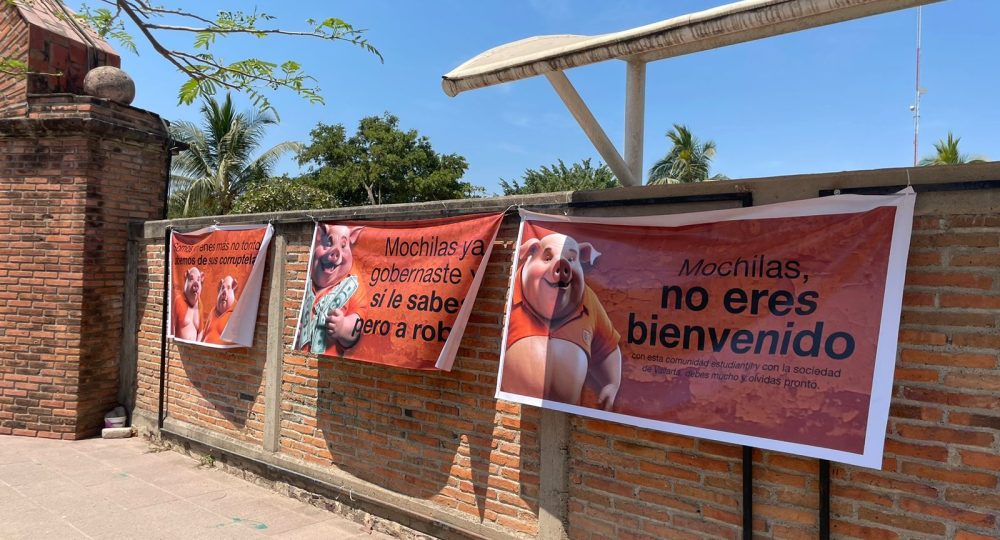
(170, 228, 268, 346)
(296, 213, 503, 370)
(501, 207, 896, 454)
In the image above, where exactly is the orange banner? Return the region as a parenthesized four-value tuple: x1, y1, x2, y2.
(169, 225, 273, 348)
(294, 213, 504, 370)
(497, 191, 915, 468)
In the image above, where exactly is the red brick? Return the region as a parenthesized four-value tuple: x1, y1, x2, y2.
(899, 349, 996, 368)
(899, 497, 996, 528)
(959, 450, 1000, 471)
(831, 521, 899, 540)
(955, 531, 998, 540)
(857, 506, 946, 535)
(904, 271, 993, 289)
(950, 252, 1000, 267)
(897, 329, 947, 346)
(901, 387, 998, 410)
(905, 251, 942, 267)
(946, 488, 1000, 511)
(883, 439, 948, 462)
(953, 332, 1000, 350)
(849, 471, 939, 498)
(949, 412, 1000, 430)
(901, 462, 996, 488)
(895, 424, 994, 447)
(944, 372, 1000, 391)
(910, 232, 999, 249)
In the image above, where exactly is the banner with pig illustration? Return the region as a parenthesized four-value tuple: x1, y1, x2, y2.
(168, 224, 273, 348)
(293, 213, 504, 371)
(497, 189, 915, 468)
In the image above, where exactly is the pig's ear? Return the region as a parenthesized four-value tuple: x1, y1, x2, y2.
(518, 238, 541, 265)
(349, 226, 364, 245)
(232, 278, 239, 292)
(578, 242, 601, 265)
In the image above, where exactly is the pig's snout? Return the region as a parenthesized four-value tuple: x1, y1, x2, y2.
(326, 246, 344, 265)
(552, 259, 572, 284)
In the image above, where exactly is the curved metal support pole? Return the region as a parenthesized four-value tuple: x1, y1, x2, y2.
(545, 71, 639, 187)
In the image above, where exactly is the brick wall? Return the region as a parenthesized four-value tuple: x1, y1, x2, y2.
(24, 22, 120, 97)
(0, 4, 28, 112)
(0, 0, 121, 100)
(132, 166, 1000, 539)
(0, 95, 168, 439)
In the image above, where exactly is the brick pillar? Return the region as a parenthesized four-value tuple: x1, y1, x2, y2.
(0, 95, 169, 439)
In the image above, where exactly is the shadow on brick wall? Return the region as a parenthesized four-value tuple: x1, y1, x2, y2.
(312, 355, 540, 523)
(173, 345, 264, 433)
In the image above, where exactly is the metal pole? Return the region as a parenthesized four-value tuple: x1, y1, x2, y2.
(742, 445, 753, 539)
(157, 227, 172, 429)
(820, 459, 831, 539)
(625, 61, 647, 185)
(545, 71, 639, 187)
(912, 7, 923, 166)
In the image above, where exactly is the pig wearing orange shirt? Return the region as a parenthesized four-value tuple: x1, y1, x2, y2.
(201, 276, 238, 345)
(172, 267, 203, 341)
(502, 233, 622, 410)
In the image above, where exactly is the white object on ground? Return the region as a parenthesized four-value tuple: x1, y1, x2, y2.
(101, 427, 133, 439)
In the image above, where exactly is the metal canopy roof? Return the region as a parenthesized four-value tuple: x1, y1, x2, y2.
(442, 0, 942, 187)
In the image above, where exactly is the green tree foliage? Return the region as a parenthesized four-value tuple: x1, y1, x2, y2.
(232, 176, 338, 214)
(648, 124, 727, 184)
(169, 93, 302, 218)
(3, 1, 380, 112)
(919, 132, 989, 166)
(499, 158, 618, 195)
(298, 113, 481, 206)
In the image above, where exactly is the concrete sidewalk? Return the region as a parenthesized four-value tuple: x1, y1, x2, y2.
(0, 435, 395, 539)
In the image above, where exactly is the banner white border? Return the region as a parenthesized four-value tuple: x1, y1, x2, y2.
(167, 223, 274, 349)
(495, 188, 916, 469)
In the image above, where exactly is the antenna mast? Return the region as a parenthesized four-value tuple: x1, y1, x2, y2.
(911, 7, 923, 166)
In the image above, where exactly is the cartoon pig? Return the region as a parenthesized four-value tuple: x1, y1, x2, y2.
(171, 267, 203, 341)
(502, 233, 622, 410)
(200, 276, 238, 344)
(295, 224, 366, 353)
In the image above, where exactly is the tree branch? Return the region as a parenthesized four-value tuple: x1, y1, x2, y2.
(116, 0, 193, 77)
(142, 23, 363, 41)
(133, 0, 214, 25)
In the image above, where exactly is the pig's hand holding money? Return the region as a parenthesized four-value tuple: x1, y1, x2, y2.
(325, 308, 361, 348)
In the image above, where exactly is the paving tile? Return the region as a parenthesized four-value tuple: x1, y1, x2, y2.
(86, 473, 179, 510)
(0, 506, 89, 540)
(272, 518, 375, 539)
(58, 462, 132, 487)
(0, 490, 40, 522)
(187, 489, 326, 535)
(0, 437, 408, 540)
(0, 460, 63, 486)
(129, 498, 260, 539)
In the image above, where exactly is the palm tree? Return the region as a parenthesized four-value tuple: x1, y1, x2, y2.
(169, 94, 303, 217)
(919, 132, 988, 166)
(648, 124, 724, 184)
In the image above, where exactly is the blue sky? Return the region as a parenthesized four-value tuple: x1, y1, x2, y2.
(74, 1, 999, 195)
